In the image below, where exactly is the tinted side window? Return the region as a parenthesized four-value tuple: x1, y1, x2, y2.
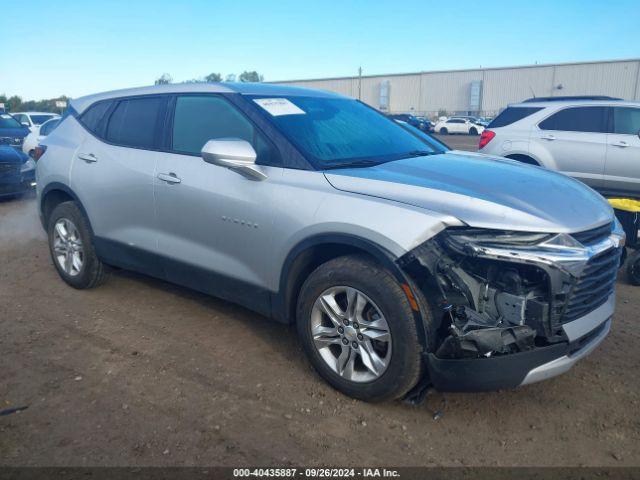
(171, 95, 273, 164)
(613, 107, 640, 135)
(106, 97, 164, 148)
(488, 107, 543, 128)
(81, 101, 113, 137)
(539, 106, 608, 133)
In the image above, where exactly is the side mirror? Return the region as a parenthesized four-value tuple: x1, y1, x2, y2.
(201, 138, 267, 181)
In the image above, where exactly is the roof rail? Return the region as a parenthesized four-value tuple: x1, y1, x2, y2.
(522, 95, 623, 103)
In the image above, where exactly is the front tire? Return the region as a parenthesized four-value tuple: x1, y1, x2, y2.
(48, 201, 106, 289)
(469, 127, 478, 135)
(439, 127, 448, 135)
(296, 255, 425, 402)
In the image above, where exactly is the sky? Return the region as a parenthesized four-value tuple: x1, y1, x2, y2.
(1, 0, 639, 100)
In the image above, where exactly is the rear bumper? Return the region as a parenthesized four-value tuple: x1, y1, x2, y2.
(426, 294, 614, 392)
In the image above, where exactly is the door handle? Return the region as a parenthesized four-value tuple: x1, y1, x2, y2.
(157, 172, 181, 184)
(78, 152, 98, 163)
(611, 141, 630, 148)
(541, 134, 556, 141)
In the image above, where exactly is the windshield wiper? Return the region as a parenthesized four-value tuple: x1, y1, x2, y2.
(404, 150, 437, 158)
(323, 160, 384, 170)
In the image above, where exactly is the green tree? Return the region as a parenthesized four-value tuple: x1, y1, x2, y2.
(238, 71, 264, 83)
(205, 72, 222, 83)
(154, 73, 172, 85)
(225, 73, 237, 82)
(6, 95, 22, 112)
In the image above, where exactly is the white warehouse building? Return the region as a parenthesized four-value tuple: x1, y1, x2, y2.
(271, 58, 640, 118)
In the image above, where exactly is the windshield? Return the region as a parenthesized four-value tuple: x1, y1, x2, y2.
(249, 95, 438, 169)
(30, 114, 57, 125)
(0, 113, 23, 129)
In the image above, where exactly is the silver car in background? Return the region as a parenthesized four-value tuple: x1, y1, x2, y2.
(36, 83, 623, 402)
(479, 97, 640, 197)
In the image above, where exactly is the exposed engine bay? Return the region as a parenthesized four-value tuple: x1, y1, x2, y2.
(398, 228, 618, 360)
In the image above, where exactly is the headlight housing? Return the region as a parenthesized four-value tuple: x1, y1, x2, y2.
(445, 228, 554, 248)
(20, 158, 36, 172)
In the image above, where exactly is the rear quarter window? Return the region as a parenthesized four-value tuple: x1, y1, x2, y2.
(80, 101, 113, 137)
(488, 107, 543, 128)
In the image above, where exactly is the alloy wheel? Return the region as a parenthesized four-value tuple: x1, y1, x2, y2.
(52, 218, 84, 277)
(310, 286, 392, 382)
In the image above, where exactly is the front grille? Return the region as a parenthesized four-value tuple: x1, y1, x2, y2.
(571, 222, 613, 246)
(0, 163, 19, 175)
(562, 247, 620, 323)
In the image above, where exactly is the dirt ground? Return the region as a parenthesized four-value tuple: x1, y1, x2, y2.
(1, 185, 639, 467)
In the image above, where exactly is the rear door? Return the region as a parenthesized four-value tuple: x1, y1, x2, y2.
(534, 106, 608, 189)
(71, 96, 167, 274)
(604, 106, 640, 196)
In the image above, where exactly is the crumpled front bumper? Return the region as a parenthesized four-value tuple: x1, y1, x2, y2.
(426, 294, 614, 392)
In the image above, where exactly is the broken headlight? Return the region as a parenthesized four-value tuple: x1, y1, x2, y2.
(445, 228, 554, 249)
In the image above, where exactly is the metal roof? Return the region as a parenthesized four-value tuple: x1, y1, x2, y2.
(71, 82, 344, 113)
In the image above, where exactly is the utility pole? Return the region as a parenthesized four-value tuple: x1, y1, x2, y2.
(358, 67, 362, 100)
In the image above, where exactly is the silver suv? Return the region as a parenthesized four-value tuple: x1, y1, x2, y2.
(479, 97, 640, 196)
(37, 83, 624, 402)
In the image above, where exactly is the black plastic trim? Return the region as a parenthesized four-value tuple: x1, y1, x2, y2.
(93, 237, 272, 318)
(426, 343, 569, 392)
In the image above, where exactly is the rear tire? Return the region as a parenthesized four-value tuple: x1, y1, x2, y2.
(48, 201, 106, 289)
(296, 255, 426, 402)
(439, 127, 448, 135)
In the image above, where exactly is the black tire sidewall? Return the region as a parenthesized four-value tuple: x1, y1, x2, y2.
(627, 252, 640, 285)
(296, 256, 423, 402)
(48, 202, 101, 289)
(440, 127, 448, 134)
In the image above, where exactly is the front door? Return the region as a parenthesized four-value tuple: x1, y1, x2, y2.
(154, 94, 282, 313)
(604, 106, 640, 196)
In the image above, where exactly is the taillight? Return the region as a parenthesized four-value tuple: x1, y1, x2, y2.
(478, 130, 495, 149)
(33, 145, 47, 161)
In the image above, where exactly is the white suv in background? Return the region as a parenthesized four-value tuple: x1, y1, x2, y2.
(479, 96, 640, 197)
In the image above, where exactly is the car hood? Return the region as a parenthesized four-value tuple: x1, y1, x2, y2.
(323, 151, 613, 233)
(0, 127, 29, 138)
(0, 145, 29, 164)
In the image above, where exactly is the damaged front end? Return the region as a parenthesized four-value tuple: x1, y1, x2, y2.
(399, 222, 624, 391)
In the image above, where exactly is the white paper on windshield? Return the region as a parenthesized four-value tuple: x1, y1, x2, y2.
(253, 98, 305, 116)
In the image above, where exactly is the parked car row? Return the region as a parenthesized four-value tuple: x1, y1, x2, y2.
(387, 113, 434, 132)
(479, 96, 640, 197)
(0, 111, 59, 199)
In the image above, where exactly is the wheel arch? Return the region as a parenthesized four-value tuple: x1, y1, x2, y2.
(504, 153, 541, 166)
(40, 183, 94, 236)
(273, 233, 429, 348)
